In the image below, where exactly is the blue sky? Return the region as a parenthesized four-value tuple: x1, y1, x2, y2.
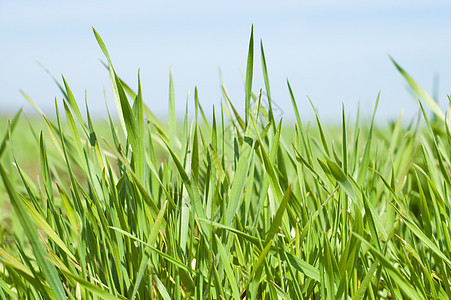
(1, 1, 451, 122)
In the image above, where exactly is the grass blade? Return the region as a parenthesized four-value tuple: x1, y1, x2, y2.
(244, 25, 254, 127)
(391, 56, 445, 121)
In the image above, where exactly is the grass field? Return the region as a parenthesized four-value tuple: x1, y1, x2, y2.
(1, 28, 451, 299)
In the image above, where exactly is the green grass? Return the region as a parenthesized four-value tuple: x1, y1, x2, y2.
(1, 27, 451, 299)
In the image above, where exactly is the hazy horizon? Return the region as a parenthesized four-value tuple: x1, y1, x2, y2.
(1, 1, 450, 123)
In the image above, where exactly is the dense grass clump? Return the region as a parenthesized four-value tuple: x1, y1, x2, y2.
(1, 28, 451, 299)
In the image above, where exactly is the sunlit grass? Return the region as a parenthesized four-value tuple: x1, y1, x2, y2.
(1, 27, 450, 299)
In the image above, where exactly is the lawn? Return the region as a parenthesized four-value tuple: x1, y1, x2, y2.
(0, 28, 450, 299)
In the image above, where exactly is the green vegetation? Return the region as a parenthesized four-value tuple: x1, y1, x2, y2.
(1, 27, 451, 299)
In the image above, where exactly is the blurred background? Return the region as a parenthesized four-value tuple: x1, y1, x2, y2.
(1, 0, 451, 122)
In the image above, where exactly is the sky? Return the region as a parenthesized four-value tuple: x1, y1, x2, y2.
(1, 1, 451, 123)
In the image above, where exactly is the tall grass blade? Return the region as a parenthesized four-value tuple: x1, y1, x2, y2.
(391, 57, 445, 121)
(245, 25, 254, 127)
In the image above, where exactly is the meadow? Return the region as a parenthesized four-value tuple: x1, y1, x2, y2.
(1, 28, 451, 299)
